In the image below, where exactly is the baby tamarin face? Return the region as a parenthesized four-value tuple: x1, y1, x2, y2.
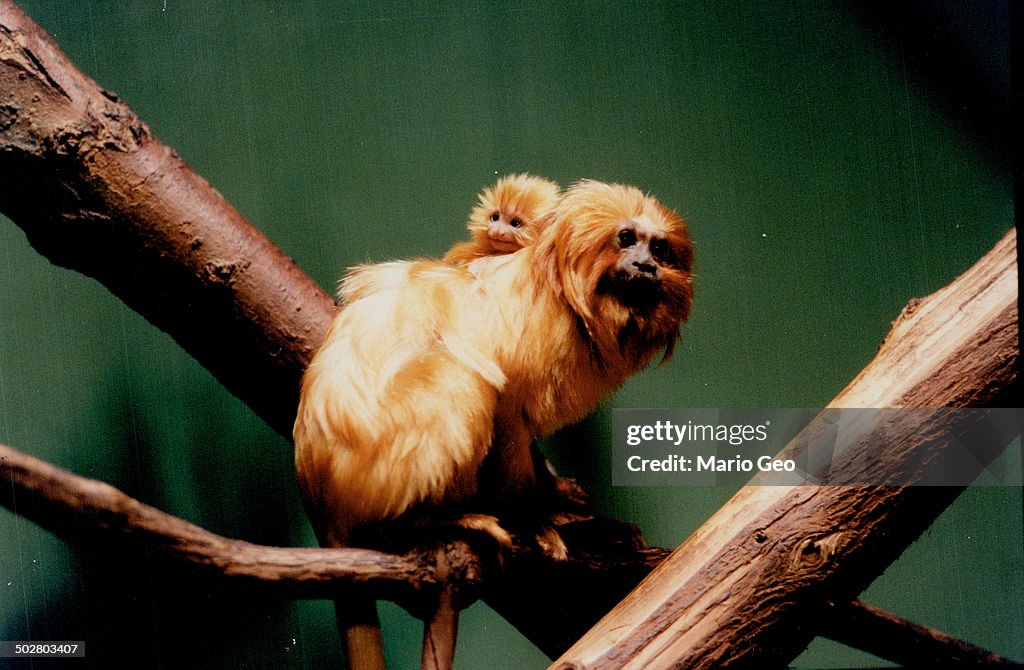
(444, 174, 561, 263)
(472, 173, 561, 252)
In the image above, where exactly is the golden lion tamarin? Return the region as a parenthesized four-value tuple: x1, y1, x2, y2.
(443, 173, 560, 264)
(293, 180, 693, 668)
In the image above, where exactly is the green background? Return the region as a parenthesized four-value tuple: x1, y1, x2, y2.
(1, 1, 1018, 668)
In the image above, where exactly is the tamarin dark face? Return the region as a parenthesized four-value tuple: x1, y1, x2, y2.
(615, 224, 668, 276)
(535, 180, 693, 362)
(599, 214, 691, 312)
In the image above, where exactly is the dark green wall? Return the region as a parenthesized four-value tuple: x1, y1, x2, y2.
(1, 2, 1018, 668)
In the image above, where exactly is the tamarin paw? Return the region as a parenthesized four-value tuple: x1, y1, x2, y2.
(535, 525, 569, 561)
(453, 513, 514, 549)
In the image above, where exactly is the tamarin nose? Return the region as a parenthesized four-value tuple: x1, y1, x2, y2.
(633, 260, 657, 275)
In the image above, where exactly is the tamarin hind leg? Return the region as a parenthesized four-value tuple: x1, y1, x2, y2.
(337, 598, 385, 670)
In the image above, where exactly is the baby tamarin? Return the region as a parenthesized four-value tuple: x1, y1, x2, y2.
(443, 173, 561, 264)
(293, 180, 694, 668)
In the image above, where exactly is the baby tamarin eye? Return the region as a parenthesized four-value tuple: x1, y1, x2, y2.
(490, 212, 500, 222)
(510, 218, 522, 228)
(618, 229, 637, 248)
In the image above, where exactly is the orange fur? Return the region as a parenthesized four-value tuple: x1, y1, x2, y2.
(294, 179, 693, 545)
(294, 179, 693, 668)
(443, 173, 561, 264)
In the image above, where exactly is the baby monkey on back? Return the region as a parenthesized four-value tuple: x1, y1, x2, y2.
(296, 177, 694, 553)
(444, 173, 561, 264)
(294, 176, 693, 670)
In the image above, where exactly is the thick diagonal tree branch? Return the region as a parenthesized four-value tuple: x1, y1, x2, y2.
(550, 230, 1018, 668)
(0, 1, 335, 437)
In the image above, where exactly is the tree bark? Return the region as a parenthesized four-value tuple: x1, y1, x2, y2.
(1, 435, 663, 637)
(550, 229, 1018, 669)
(0, 0, 336, 437)
(0, 442, 443, 605)
(821, 600, 1024, 668)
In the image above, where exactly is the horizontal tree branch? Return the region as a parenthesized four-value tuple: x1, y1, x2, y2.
(1, 435, 668, 629)
(7, 439, 1006, 668)
(822, 600, 1024, 668)
(0, 441, 446, 605)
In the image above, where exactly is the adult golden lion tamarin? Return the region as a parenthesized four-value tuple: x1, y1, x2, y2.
(294, 179, 694, 668)
(443, 173, 560, 264)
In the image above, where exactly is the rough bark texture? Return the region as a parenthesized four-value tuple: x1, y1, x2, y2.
(550, 229, 1018, 669)
(0, 434, 662, 638)
(0, 442, 446, 605)
(0, 1, 336, 437)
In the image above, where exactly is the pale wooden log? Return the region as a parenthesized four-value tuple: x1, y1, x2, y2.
(551, 228, 1019, 669)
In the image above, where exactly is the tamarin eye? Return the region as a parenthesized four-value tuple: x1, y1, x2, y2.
(650, 238, 668, 259)
(618, 229, 637, 247)
(510, 218, 522, 228)
(490, 212, 500, 222)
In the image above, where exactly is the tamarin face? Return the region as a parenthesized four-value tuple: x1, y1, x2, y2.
(538, 180, 694, 362)
(469, 173, 561, 253)
(598, 205, 692, 312)
(483, 209, 526, 252)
